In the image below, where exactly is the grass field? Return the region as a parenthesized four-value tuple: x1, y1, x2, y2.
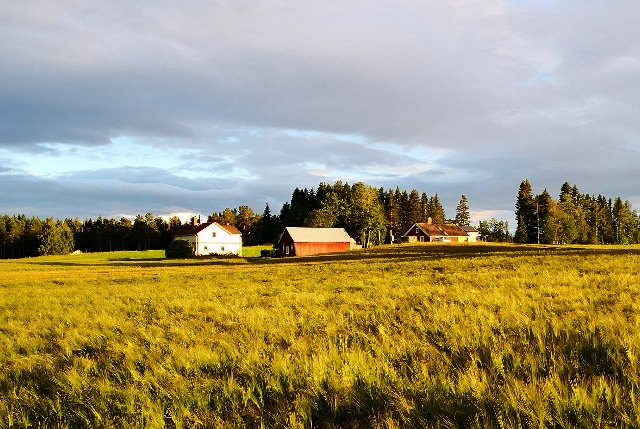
(2, 243, 640, 428)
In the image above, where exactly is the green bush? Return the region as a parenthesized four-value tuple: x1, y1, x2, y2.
(165, 239, 194, 258)
(260, 248, 280, 257)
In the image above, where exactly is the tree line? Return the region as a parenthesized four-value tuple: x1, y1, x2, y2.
(0, 213, 183, 259)
(514, 180, 640, 244)
(214, 181, 468, 247)
(1, 180, 473, 258)
(8, 178, 638, 259)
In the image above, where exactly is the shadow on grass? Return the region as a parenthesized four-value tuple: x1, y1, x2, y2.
(29, 244, 640, 269)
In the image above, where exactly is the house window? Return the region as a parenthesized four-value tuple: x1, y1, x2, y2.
(419, 236, 424, 242)
(285, 245, 289, 255)
(415, 226, 419, 234)
(212, 232, 216, 237)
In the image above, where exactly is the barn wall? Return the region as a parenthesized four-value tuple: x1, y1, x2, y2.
(280, 232, 295, 257)
(295, 242, 351, 256)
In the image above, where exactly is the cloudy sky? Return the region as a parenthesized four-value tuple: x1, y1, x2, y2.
(2, 0, 639, 224)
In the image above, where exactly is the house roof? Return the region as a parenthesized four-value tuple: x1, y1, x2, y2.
(174, 222, 213, 236)
(219, 224, 242, 235)
(438, 224, 469, 237)
(281, 227, 355, 243)
(403, 222, 469, 237)
(414, 223, 447, 236)
(174, 222, 241, 236)
(460, 225, 478, 233)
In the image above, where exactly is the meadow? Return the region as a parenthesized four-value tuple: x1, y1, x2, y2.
(1, 243, 640, 428)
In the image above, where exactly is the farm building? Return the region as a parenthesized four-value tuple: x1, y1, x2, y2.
(173, 217, 242, 256)
(460, 225, 480, 242)
(402, 219, 470, 243)
(279, 227, 356, 257)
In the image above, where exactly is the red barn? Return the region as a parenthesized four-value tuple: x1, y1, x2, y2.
(279, 227, 355, 257)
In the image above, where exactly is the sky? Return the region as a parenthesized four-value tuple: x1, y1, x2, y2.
(1, 0, 639, 226)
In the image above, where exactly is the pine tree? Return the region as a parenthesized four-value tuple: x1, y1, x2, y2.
(259, 203, 278, 244)
(429, 194, 445, 224)
(383, 189, 398, 235)
(537, 189, 553, 244)
(397, 189, 410, 233)
(454, 195, 470, 226)
(420, 192, 430, 222)
(559, 182, 572, 201)
(408, 190, 422, 226)
(514, 179, 536, 243)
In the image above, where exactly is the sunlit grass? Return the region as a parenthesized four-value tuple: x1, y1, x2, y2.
(1, 244, 640, 427)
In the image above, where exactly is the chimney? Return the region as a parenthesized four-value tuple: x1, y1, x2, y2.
(427, 217, 432, 224)
(191, 216, 199, 227)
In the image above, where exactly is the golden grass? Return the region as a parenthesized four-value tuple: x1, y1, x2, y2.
(1, 243, 640, 428)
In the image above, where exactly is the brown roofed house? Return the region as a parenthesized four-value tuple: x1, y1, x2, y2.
(402, 218, 470, 243)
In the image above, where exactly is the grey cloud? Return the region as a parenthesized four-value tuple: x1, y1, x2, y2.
(0, 167, 248, 219)
(1, 1, 639, 219)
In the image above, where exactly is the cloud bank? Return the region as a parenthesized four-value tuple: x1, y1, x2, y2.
(1, 0, 639, 222)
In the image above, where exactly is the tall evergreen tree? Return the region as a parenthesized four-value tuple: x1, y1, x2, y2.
(408, 189, 422, 226)
(454, 195, 470, 226)
(383, 189, 398, 236)
(514, 179, 536, 243)
(536, 189, 553, 244)
(420, 192, 430, 222)
(429, 194, 445, 224)
(559, 182, 572, 201)
(259, 203, 278, 244)
(397, 190, 410, 233)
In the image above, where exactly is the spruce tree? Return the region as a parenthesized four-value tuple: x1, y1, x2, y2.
(514, 179, 536, 243)
(429, 194, 445, 224)
(420, 192, 430, 222)
(259, 203, 278, 244)
(455, 195, 470, 226)
(408, 189, 422, 226)
(537, 189, 553, 244)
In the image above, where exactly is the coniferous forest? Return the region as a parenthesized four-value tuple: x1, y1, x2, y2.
(514, 180, 640, 245)
(1, 179, 639, 259)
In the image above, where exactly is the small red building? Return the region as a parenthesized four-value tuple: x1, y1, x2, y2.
(279, 227, 355, 257)
(402, 219, 469, 243)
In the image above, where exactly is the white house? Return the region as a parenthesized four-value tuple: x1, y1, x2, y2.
(460, 225, 480, 242)
(173, 218, 242, 256)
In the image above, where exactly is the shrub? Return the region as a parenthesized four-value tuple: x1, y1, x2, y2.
(260, 248, 280, 257)
(165, 239, 194, 258)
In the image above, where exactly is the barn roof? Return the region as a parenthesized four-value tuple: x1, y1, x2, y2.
(282, 227, 355, 243)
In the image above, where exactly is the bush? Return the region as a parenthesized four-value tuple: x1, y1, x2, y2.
(165, 240, 195, 258)
(260, 248, 280, 258)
